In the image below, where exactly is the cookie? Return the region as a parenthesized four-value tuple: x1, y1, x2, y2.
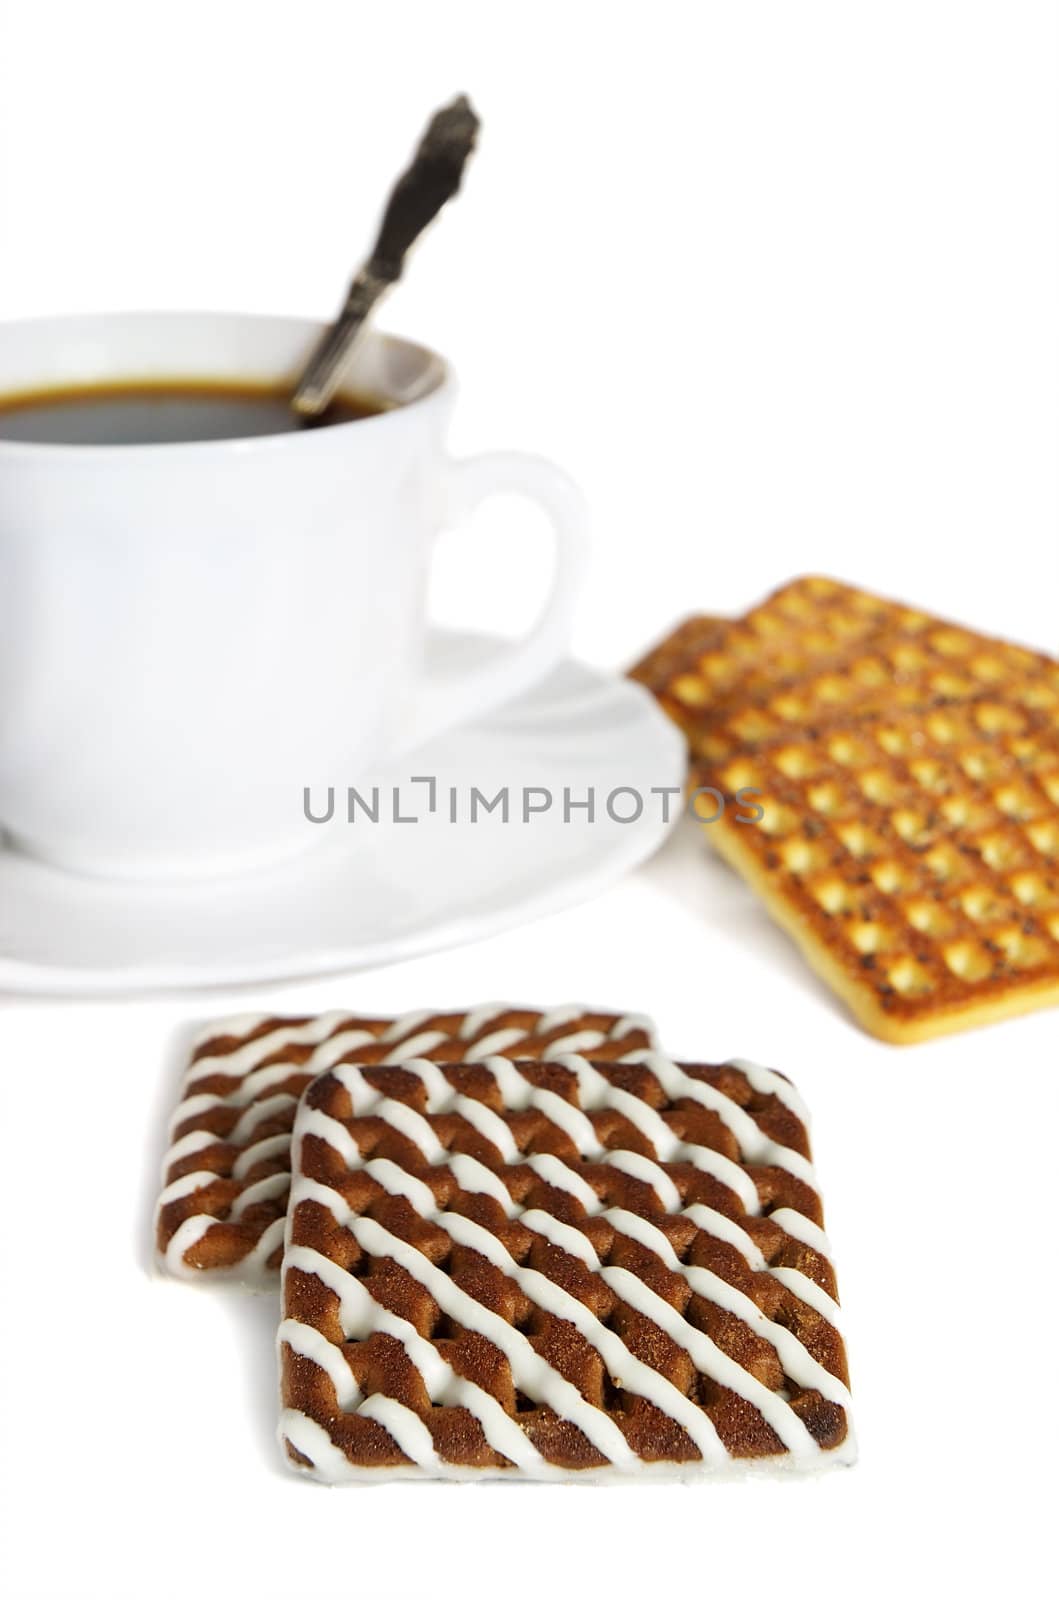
(633, 577, 1059, 1040)
(633, 577, 1059, 768)
(279, 1049, 852, 1478)
(705, 698, 1059, 1040)
(157, 1006, 657, 1284)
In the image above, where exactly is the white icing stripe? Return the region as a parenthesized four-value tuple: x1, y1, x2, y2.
(526, 1003, 584, 1033)
(593, 1080, 679, 1147)
(167, 1091, 221, 1133)
(769, 1206, 833, 1261)
(600, 1149, 682, 1210)
(386, 1057, 448, 1105)
(680, 1146, 762, 1213)
(248, 1216, 287, 1267)
(330, 1063, 385, 1114)
(477, 1056, 537, 1105)
(457, 1002, 515, 1039)
(601, 1205, 681, 1265)
(524, 1153, 601, 1213)
(231, 1134, 291, 1181)
(278, 1318, 362, 1408)
(307, 1030, 382, 1071)
(356, 1395, 443, 1468)
(613, 1013, 653, 1039)
(381, 1008, 436, 1042)
(357, 1158, 435, 1214)
(600, 1266, 819, 1458)
(531, 1087, 600, 1153)
(519, 1207, 600, 1266)
(380, 1030, 450, 1062)
(447, 1096, 521, 1160)
(160, 1213, 286, 1279)
(280, 1409, 361, 1479)
(683, 1203, 766, 1267)
(194, 1010, 272, 1048)
(229, 1092, 299, 1144)
(230, 1172, 291, 1217)
(156, 1169, 223, 1208)
(768, 1268, 844, 1331)
(727, 1057, 812, 1126)
(292, 1175, 358, 1213)
(448, 1153, 517, 1215)
(164, 1127, 219, 1168)
(296, 1106, 363, 1167)
(464, 1027, 548, 1058)
(376, 1100, 447, 1162)
(519, 1027, 608, 1056)
(162, 1212, 222, 1271)
(211, 1062, 314, 1105)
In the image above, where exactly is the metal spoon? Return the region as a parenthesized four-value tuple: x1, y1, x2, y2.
(292, 94, 480, 418)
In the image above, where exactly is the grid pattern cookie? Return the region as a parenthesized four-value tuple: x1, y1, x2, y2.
(157, 1006, 657, 1285)
(705, 698, 1059, 1041)
(630, 615, 730, 697)
(280, 1049, 852, 1479)
(633, 577, 1059, 770)
(632, 576, 1059, 1041)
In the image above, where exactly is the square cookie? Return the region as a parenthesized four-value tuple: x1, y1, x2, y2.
(632, 577, 1059, 1040)
(280, 1050, 852, 1478)
(157, 1006, 657, 1284)
(632, 576, 1059, 770)
(703, 698, 1059, 1041)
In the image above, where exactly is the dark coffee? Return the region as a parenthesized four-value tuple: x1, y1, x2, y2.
(0, 378, 388, 445)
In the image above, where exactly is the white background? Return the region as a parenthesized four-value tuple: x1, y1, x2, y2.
(1, 2, 1057, 1597)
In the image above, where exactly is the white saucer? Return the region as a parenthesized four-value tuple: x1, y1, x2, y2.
(0, 654, 685, 994)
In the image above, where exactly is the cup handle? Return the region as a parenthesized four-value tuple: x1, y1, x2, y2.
(395, 450, 589, 752)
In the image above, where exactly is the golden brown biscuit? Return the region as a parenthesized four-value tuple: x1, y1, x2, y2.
(705, 698, 1059, 1041)
(632, 577, 1059, 1041)
(635, 576, 1059, 765)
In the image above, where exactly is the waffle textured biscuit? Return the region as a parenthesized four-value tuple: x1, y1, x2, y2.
(634, 577, 1059, 768)
(157, 1006, 658, 1285)
(279, 1050, 852, 1479)
(633, 577, 1059, 1041)
(706, 698, 1059, 1040)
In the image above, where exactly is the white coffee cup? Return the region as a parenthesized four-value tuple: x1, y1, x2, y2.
(0, 311, 588, 879)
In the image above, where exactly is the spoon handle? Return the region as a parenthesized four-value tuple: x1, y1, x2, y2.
(293, 95, 480, 417)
